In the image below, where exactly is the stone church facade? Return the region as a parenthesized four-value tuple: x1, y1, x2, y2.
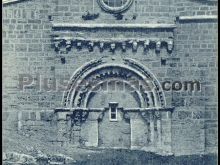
(3, 0, 217, 156)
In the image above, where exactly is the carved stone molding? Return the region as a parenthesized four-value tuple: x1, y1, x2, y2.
(51, 22, 175, 54)
(55, 107, 174, 120)
(63, 110, 89, 126)
(61, 58, 167, 108)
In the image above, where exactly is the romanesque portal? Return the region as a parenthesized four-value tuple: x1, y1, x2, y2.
(55, 57, 173, 155)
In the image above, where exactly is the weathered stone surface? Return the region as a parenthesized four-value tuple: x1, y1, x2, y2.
(130, 117, 149, 148)
(172, 119, 205, 156)
(98, 109, 131, 149)
(80, 120, 98, 147)
(2, 0, 218, 158)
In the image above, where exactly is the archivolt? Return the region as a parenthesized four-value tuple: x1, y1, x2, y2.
(62, 58, 166, 109)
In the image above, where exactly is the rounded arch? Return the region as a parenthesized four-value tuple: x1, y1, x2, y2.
(84, 78, 144, 108)
(62, 58, 166, 109)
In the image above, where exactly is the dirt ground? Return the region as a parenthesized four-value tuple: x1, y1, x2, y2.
(3, 129, 217, 165)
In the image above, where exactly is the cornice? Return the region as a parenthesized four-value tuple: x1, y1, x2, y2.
(178, 15, 218, 21)
(52, 23, 177, 29)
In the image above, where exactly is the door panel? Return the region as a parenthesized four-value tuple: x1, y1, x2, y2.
(98, 110, 131, 148)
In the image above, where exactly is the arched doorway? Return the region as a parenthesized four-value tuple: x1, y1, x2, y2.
(60, 57, 172, 152)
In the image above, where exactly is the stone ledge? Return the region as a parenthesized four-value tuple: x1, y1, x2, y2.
(178, 15, 218, 21)
(52, 23, 177, 29)
(53, 37, 172, 43)
(54, 107, 174, 112)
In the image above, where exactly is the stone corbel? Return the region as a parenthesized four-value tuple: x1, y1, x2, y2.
(53, 39, 72, 53)
(110, 43, 116, 52)
(144, 40, 150, 51)
(76, 41, 82, 50)
(132, 40, 138, 52)
(167, 38, 173, 53)
(121, 42, 126, 52)
(65, 40, 72, 51)
(54, 41, 61, 52)
(99, 42, 104, 52)
(88, 41, 94, 52)
(155, 41, 161, 53)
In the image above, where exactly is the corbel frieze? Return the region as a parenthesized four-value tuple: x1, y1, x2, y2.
(51, 22, 175, 54)
(52, 37, 174, 53)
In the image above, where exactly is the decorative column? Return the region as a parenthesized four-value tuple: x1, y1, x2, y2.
(138, 107, 174, 155)
(155, 111, 162, 148)
(149, 111, 155, 145)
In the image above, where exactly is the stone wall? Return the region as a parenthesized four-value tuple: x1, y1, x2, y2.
(172, 20, 218, 154)
(171, 0, 218, 154)
(53, 0, 176, 23)
(174, 0, 217, 17)
(3, 0, 57, 130)
(3, 0, 218, 156)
